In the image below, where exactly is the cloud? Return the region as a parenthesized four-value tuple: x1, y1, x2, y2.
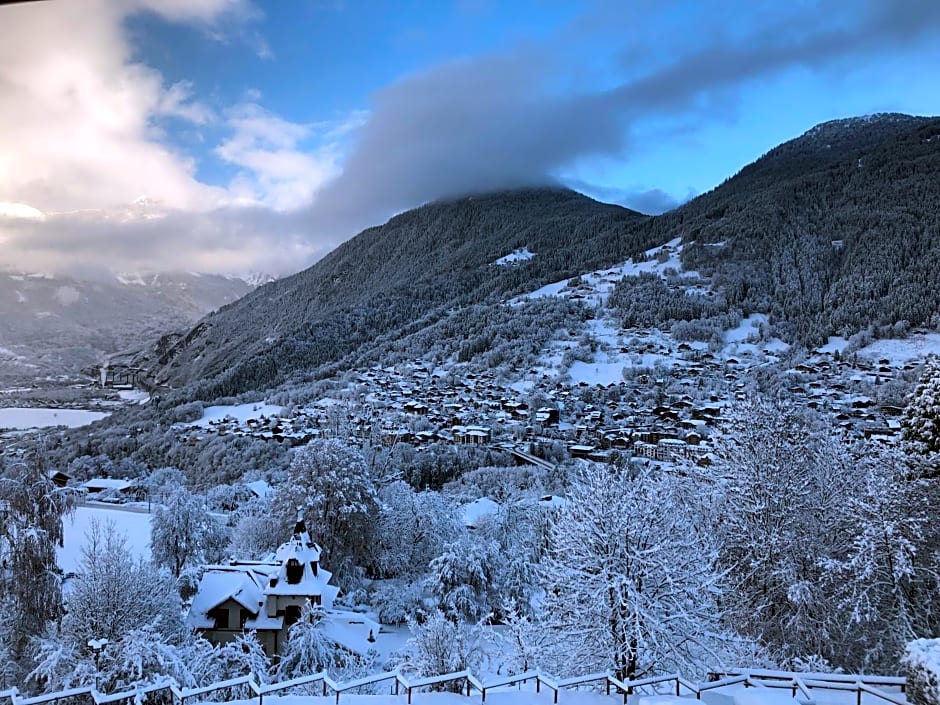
(0, 0, 314, 275)
(0, 0, 229, 215)
(299, 0, 940, 241)
(215, 101, 343, 210)
(2, 0, 940, 278)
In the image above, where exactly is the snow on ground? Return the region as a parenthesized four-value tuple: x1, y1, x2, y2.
(567, 350, 683, 385)
(508, 379, 535, 393)
(187, 402, 285, 428)
(857, 332, 940, 365)
(494, 248, 536, 265)
(118, 389, 150, 404)
(227, 690, 690, 705)
(462, 498, 501, 527)
(818, 336, 849, 354)
(521, 237, 699, 305)
(568, 359, 626, 386)
(724, 314, 767, 344)
(0, 407, 109, 430)
(59, 505, 153, 573)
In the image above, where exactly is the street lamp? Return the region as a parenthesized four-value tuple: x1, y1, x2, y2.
(87, 638, 108, 689)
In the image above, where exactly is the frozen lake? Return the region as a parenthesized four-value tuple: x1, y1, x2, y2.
(0, 406, 109, 430)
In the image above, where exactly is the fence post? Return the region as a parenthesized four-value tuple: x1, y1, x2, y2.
(676, 678, 681, 696)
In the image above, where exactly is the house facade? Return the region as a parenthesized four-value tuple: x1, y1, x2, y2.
(187, 516, 377, 658)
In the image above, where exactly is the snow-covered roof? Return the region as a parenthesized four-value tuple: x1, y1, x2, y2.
(82, 478, 132, 491)
(245, 479, 271, 498)
(264, 519, 339, 608)
(462, 497, 500, 528)
(187, 564, 274, 629)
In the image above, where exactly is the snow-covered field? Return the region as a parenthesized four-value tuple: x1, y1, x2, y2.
(494, 248, 536, 265)
(858, 332, 940, 365)
(118, 389, 150, 404)
(0, 407, 109, 430)
(58, 505, 153, 573)
(187, 402, 285, 428)
(523, 237, 699, 305)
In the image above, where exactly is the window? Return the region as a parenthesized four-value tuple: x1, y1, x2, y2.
(286, 558, 303, 584)
(207, 606, 229, 629)
(284, 604, 302, 626)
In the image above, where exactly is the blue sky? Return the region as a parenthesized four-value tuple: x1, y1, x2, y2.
(1, 0, 939, 275)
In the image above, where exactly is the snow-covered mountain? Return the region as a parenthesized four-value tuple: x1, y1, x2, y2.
(0, 270, 261, 385)
(143, 113, 940, 399)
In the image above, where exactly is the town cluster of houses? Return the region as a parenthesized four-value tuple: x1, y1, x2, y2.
(171, 333, 912, 473)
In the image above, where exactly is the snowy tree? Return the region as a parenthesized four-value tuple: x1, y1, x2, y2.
(426, 534, 500, 622)
(0, 452, 75, 662)
(370, 578, 426, 625)
(373, 482, 459, 578)
(539, 462, 733, 680)
(396, 610, 488, 690)
(498, 602, 549, 674)
(143, 466, 187, 505)
(151, 487, 229, 577)
(276, 601, 369, 680)
(229, 496, 284, 559)
(475, 501, 544, 616)
(190, 632, 271, 685)
(97, 621, 194, 692)
(825, 448, 940, 671)
(902, 356, 940, 476)
(710, 399, 855, 665)
(273, 439, 378, 574)
(63, 520, 183, 649)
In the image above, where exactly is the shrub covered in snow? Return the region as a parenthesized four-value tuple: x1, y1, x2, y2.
(905, 640, 940, 705)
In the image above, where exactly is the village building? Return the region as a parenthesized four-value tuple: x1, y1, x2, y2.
(186, 515, 378, 658)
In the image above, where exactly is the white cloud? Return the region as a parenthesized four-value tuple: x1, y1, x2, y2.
(0, 0, 226, 215)
(215, 102, 359, 211)
(0, 0, 330, 275)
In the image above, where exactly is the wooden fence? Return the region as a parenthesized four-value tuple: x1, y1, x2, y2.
(0, 668, 909, 705)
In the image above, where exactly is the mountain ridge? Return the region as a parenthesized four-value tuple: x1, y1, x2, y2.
(150, 113, 940, 399)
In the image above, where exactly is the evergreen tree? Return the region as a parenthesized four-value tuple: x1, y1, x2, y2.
(901, 356, 940, 476)
(0, 452, 75, 667)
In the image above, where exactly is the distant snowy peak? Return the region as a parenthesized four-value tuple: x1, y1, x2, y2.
(241, 272, 278, 288)
(494, 248, 536, 266)
(112, 271, 271, 290)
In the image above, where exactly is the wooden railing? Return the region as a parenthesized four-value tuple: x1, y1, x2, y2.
(0, 667, 909, 705)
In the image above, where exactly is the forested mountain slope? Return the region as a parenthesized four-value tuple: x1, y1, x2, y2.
(155, 113, 940, 399)
(152, 188, 649, 396)
(666, 114, 940, 342)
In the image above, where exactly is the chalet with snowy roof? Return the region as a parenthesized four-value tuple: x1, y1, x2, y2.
(187, 514, 377, 657)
